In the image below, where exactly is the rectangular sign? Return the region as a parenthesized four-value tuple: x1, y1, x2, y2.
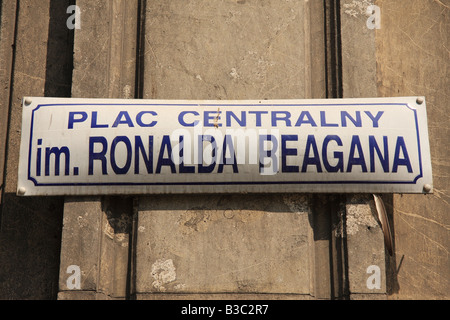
(17, 97, 432, 196)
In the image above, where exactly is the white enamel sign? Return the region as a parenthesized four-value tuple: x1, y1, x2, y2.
(17, 97, 432, 196)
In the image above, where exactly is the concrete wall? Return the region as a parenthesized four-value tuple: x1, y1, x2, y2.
(0, 0, 73, 299)
(340, 0, 449, 299)
(376, 0, 449, 299)
(58, 0, 139, 300)
(339, 0, 391, 300)
(137, 0, 328, 300)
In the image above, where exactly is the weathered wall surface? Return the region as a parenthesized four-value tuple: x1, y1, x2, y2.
(0, 0, 71, 299)
(143, 0, 323, 100)
(340, 0, 388, 300)
(136, 195, 312, 297)
(376, 0, 449, 299)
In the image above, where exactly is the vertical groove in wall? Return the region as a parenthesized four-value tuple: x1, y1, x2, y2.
(335, 1, 343, 99)
(303, 0, 312, 99)
(134, 0, 145, 100)
(126, 197, 139, 300)
(321, 0, 348, 300)
(0, 0, 20, 229)
(329, 1, 347, 298)
(331, 196, 350, 299)
(126, 0, 146, 299)
(324, 0, 343, 99)
(44, 0, 74, 98)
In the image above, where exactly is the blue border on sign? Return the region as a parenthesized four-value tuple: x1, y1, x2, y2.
(27, 102, 423, 187)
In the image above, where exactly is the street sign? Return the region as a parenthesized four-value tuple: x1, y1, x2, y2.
(17, 97, 432, 196)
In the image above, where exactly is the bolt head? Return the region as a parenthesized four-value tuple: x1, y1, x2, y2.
(17, 187, 26, 196)
(423, 184, 432, 193)
(24, 97, 32, 106)
(416, 97, 424, 105)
